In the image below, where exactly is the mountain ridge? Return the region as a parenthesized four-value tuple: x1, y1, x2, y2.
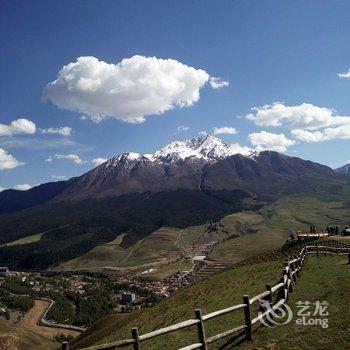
(0, 135, 342, 211)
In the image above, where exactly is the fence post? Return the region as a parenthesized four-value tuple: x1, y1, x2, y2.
(62, 342, 69, 350)
(296, 257, 301, 277)
(132, 327, 141, 350)
(283, 268, 290, 299)
(348, 252, 350, 265)
(243, 295, 252, 341)
(316, 244, 319, 257)
(195, 309, 208, 350)
(265, 284, 273, 326)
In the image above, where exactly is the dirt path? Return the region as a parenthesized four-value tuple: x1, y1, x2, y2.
(21, 300, 80, 339)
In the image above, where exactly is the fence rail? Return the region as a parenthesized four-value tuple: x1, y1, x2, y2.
(62, 240, 350, 350)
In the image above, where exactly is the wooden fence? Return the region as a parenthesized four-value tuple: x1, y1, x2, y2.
(62, 241, 350, 350)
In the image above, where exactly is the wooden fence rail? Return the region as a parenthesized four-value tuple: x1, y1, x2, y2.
(62, 241, 350, 350)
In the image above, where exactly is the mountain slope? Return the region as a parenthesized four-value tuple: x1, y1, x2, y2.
(336, 163, 350, 174)
(0, 135, 342, 207)
(0, 135, 346, 270)
(70, 255, 350, 350)
(55, 136, 340, 201)
(0, 179, 75, 214)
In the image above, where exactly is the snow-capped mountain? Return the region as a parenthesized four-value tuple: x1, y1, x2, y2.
(0, 134, 340, 212)
(51, 134, 336, 201)
(336, 163, 350, 174)
(151, 135, 253, 162)
(102, 135, 253, 170)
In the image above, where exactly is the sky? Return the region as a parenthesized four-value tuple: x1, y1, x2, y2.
(1, 0, 350, 190)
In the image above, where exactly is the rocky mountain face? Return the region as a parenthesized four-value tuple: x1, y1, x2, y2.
(0, 135, 340, 209)
(56, 135, 336, 201)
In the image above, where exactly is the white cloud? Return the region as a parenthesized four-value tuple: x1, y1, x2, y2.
(338, 68, 350, 79)
(229, 143, 254, 156)
(0, 186, 5, 192)
(198, 131, 208, 136)
(14, 184, 32, 191)
(209, 77, 229, 89)
(0, 137, 77, 150)
(292, 124, 350, 142)
(0, 119, 36, 136)
(213, 126, 237, 135)
(0, 148, 24, 170)
(248, 131, 295, 152)
(177, 125, 190, 132)
(41, 126, 73, 137)
(46, 154, 85, 165)
(51, 175, 68, 180)
(43, 55, 228, 123)
(247, 102, 350, 130)
(92, 157, 108, 166)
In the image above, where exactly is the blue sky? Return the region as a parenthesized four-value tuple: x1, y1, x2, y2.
(1, 0, 350, 190)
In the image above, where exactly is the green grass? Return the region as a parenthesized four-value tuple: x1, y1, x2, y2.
(58, 193, 350, 275)
(72, 253, 350, 350)
(58, 228, 182, 271)
(241, 255, 350, 350)
(147, 259, 193, 280)
(72, 254, 285, 349)
(0, 233, 43, 247)
(209, 194, 350, 262)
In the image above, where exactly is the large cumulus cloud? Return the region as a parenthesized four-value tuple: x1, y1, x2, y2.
(43, 55, 228, 123)
(248, 131, 295, 152)
(246, 102, 350, 130)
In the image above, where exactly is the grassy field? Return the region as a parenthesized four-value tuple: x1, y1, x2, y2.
(241, 255, 350, 350)
(71, 252, 350, 350)
(57, 193, 350, 275)
(0, 233, 43, 247)
(58, 228, 182, 271)
(209, 194, 350, 262)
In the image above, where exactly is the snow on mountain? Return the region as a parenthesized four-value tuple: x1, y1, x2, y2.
(152, 135, 253, 161)
(103, 135, 254, 170)
(336, 163, 350, 174)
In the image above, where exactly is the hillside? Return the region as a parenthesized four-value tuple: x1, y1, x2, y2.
(57, 192, 350, 273)
(71, 253, 350, 350)
(0, 135, 348, 270)
(0, 318, 56, 350)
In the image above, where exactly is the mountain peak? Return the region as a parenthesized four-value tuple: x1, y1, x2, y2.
(102, 135, 255, 171)
(151, 134, 251, 162)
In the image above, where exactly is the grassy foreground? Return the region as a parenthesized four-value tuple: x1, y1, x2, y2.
(72, 253, 350, 350)
(241, 255, 350, 350)
(71, 251, 285, 349)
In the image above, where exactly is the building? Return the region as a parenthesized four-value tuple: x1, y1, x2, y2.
(0, 267, 9, 277)
(121, 292, 136, 303)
